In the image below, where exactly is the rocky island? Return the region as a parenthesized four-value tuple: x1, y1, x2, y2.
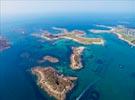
(70, 46, 85, 70)
(32, 27, 104, 45)
(38, 55, 59, 63)
(0, 36, 10, 51)
(31, 67, 77, 100)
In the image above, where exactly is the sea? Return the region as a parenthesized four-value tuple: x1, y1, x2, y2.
(0, 13, 135, 100)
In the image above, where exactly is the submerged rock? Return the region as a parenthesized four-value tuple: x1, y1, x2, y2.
(20, 52, 31, 59)
(0, 36, 10, 51)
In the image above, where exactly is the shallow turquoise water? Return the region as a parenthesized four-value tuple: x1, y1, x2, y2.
(0, 14, 135, 100)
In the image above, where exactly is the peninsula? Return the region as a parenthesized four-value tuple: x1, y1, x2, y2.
(89, 25, 135, 46)
(31, 67, 77, 100)
(112, 25, 135, 46)
(70, 46, 85, 70)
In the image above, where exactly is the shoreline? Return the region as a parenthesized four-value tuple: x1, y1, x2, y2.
(0, 36, 11, 52)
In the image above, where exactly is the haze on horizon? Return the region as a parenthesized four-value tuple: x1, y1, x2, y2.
(1, 0, 135, 17)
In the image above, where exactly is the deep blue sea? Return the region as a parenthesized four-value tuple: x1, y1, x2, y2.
(0, 13, 135, 100)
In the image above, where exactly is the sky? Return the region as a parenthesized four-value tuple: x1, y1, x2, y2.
(1, 0, 135, 17)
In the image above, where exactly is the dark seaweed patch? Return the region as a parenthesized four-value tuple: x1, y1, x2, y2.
(89, 55, 94, 59)
(131, 72, 135, 79)
(96, 59, 103, 64)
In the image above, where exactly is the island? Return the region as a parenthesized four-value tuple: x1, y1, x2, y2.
(31, 67, 77, 100)
(89, 25, 135, 46)
(32, 27, 104, 45)
(70, 46, 85, 70)
(38, 55, 59, 63)
(0, 36, 10, 51)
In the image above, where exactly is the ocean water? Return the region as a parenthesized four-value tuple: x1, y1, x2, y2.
(0, 13, 135, 100)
